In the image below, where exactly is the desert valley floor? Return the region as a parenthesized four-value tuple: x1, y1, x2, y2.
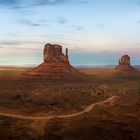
(0, 67, 140, 140)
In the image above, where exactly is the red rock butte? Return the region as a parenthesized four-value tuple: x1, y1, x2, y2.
(115, 55, 137, 72)
(25, 43, 83, 80)
(44, 43, 69, 64)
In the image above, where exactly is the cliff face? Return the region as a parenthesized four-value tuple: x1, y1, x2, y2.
(115, 55, 137, 72)
(119, 55, 130, 65)
(44, 44, 69, 64)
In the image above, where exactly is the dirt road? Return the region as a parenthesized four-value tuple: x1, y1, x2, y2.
(0, 96, 117, 120)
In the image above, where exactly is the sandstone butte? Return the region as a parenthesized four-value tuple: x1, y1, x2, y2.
(24, 43, 83, 80)
(115, 55, 137, 72)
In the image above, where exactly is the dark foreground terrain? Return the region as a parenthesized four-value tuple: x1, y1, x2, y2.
(0, 67, 140, 140)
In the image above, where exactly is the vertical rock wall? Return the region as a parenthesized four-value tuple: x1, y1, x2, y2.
(44, 43, 69, 63)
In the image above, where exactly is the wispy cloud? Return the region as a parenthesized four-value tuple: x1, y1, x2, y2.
(19, 17, 67, 28)
(56, 17, 67, 24)
(20, 19, 50, 27)
(97, 23, 105, 28)
(0, 0, 88, 9)
(70, 25, 84, 31)
(0, 40, 42, 47)
(134, 42, 140, 46)
(135, 0, 140, 5)
(136, 20, 140, 23)
(0, 41, 22, 46)
(0, 46, 4, 48)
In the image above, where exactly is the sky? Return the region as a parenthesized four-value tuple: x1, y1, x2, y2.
(0, 0, 140, 66)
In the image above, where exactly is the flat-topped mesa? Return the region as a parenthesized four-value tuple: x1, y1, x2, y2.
(115, 55, 137, 72)
(44, 43, 69, 63)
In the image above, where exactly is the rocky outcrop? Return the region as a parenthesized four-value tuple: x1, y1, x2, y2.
(115, 55, 137, 72)
(44, 44, 69, 63)
(118, 55, 130, 65)
(24, 43, 83, 80)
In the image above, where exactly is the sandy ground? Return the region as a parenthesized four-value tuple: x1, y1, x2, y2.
(0, 67, 139, 140)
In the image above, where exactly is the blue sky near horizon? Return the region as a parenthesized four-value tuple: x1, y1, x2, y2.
(0, 0, 140, 66)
